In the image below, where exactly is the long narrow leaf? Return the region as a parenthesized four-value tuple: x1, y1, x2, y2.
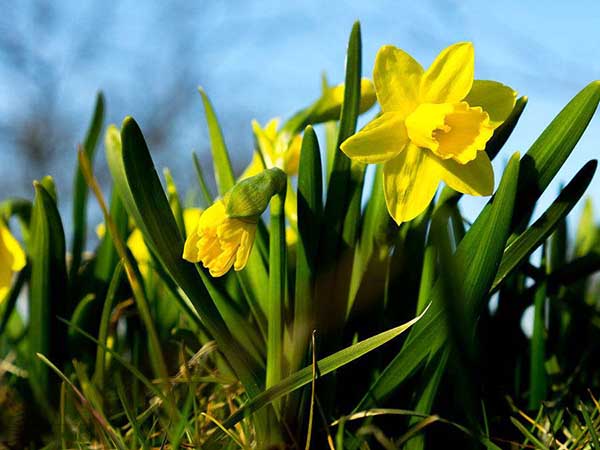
(198, 88, 236, 195)
(357, 153, 521, 410)
(492, 160, 597, 292)
(28, 180, 69, 409)
(107, 117, 264, 398)
(70, 92, 105, 280)
(205, 307, 427, 447)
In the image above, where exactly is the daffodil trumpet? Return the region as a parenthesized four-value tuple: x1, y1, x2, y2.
(183, 168, 287, 277)
(341, 42, 517, 224)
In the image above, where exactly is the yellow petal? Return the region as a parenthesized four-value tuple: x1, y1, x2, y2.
(182, 228, 201, 262)
(420, 42, 474, 104)
(465, 80, 517, 128)
(264, 118, 280, 138)
(359, 78, 377, 113)
(280, 134, 302, 176)
(383, 144, 440, 224)
(341, 112, 408, 164)
(252, 119, 277, 163)
(0, 223, 25, 302)
(374, 45, 424, 114)
(233, 222, 256, 271)
(127, 229, 151, 265)
(434, 150, 494, 196)
(0, 223, 25, 272)
(239, 152, 266, 181)
(311, 78, 377, 122)
(183, 208, 203, 236)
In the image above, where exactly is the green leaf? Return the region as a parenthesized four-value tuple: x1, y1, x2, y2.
(529, 257, 547, 410)
(36, 353, 127, 450)
(486, 96, 527, 161)
(513, 81, 600, 231)
(163, 167, 185, 237)
(93, 261, 124, 392)
(347, 165, 388, 316)
(107, 117, 264, 398)
(28, 180, 69, 409)
(70, 92, 105, 280)
(575, 197, 596, 257)
(93, 186, 129, 284)
(404, 349, 450, 450)
(491, 160, 597, 292)
(316, 20, 362, 347)
(0, 198, 32, 246)
(198, 88, 236, 195)
(322, 21, 362, 234)
(204, 308, 426, 447)
(291, 126, 323, 375)
(68, 293, 95, 342)
(192, 152, 214, 207)
(0, 265, 28, 337)
(358, 153, 521, 410)
(266, 190, 286, 418)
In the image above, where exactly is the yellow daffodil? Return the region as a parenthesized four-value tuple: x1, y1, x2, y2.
(240, 119, 302, 180)
(310, 78, 377, 123)
(0, 221, 26, 302)
(183, 198, 257, 277)
(240, 119, 301, 225)
(341, 42, 516, 224)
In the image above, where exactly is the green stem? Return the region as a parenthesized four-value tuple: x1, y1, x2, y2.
(267, 190, 287, 397)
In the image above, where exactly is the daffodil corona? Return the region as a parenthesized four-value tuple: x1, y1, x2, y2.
(341, 42, 516, 224)
(183, 199, 257, 277)
(0, 221, 26, 302)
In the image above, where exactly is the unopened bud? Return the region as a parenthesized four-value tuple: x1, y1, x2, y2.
(226, 168, 287, 219)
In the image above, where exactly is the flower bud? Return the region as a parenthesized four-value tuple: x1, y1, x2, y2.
(226, 167, 287, 219)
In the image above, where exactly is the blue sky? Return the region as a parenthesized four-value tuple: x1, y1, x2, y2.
(1, 0, 599, 238)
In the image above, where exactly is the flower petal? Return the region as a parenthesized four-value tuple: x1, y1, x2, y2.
(435, 150, 494, 196)
(374, 45, 424, 114)
(383, 144, 440, 224)
(340, 112, 408, 164)
(234, 223, 256, 271)
(182, 229, 201, 262)
(420, 42, 474, 104)
(239, 152, 266, 181)
(464, 80, 517, 128)
(0, 224, 25, 272)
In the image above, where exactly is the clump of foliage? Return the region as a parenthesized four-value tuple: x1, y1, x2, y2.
(0, 22, 599, 449)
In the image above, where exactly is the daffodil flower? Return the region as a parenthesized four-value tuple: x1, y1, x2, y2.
(0, 221, 26, 302)
(239, 119, 302, 226)
(183, 198, 257, 277)
(183, 168, 286, 277)
(341, 42, 516, 224)
(309, 78, 377, 123)
(240, 119, 302, 180)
